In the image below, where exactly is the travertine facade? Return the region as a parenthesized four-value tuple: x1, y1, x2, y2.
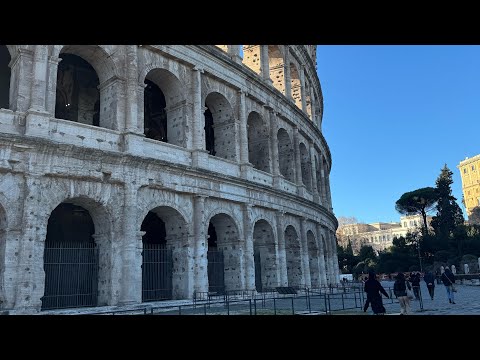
(458, 154, 480, 217)
(0, 45, 338, 314)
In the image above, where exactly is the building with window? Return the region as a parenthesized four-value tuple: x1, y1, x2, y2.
(0, 45, 338, 313)
(458, 154, 480, 218)
(337, 214, 432, 255)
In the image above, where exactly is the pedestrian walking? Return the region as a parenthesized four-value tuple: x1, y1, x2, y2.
(441, 267, 456, 304)
(409, 272, 421, 300)
(423, 271, 435, 300)
(364, 270, 389, 315)
(393, 272, 412, 315)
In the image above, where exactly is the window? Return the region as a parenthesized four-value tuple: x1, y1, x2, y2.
(414, 221, 417, 226)
(464, 168, 467, 174)
(473, 165, 476, 171)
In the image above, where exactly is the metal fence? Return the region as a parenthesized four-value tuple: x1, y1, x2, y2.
(142, 244, 173, 302)
(42, 242, 98, 310)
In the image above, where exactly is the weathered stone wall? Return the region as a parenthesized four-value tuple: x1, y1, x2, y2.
(0, 45, 338, 314)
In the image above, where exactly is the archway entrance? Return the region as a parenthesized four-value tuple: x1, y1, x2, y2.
(207, 222, 224, 294)
(253, 220, 277, 292)
(42, 203, 98, 310)
(141, 211, 173, 301)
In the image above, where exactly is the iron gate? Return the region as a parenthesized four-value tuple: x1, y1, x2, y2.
(42, 242, 98, 310)
(207, 249, 225, 294)
(142, 243, 173, 302)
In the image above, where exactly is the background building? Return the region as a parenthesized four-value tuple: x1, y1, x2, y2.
(458, 154, 480, 218)
(0, 45, 338, 314)
(337, 214, 432, 254)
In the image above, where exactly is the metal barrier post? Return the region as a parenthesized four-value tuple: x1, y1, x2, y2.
(179, 306, 182, 315)
(204, 303, 207, 315)
(291, 297, 295, 315)
(273, 297, 276, 315)
(249, 299, 252, 316)
(227, 298, 230, 315)
(341, 292, 345, 309)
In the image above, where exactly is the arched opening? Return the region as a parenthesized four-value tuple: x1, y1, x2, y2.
(141, 206, 188, 300)
(0, 45, 11, 110)
(204, 92, 236, 161)
(305, 79, 312, 119)
(144, 79, 167, 142)
(290, 62, 302, 109)
(42, 203, 98, 310)
(307, 230, 320, 288)
(144, 69, 185, 147)
(285, 225, 302, 288)
(253, 220, 277, 292)
(247, 111, 271, 173)
(315, 155, 323, 204)
(277, 128, 295, 182)
(268, 45, 285, 94)
(242, 45, 261, 75)
(299, 142, 312, 192)
(322, 156, 331, 207)
(208, 214, 241, 293)
(55, 53, 100, 126)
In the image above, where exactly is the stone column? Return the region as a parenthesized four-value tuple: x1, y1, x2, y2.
(193, 195, 208, 293)
(25, 45, 50, 137)
(325, 171, 333, 210)
(269, 109, 282, 187)
(318, 157, 327, 206)
(309, 142, 319, 203)
(275, 211, 288, 286)
(228, 45, 242, 64)
(94, 232, 115, 306)
(192, 67, 204, 151)
(238, 90, 250, 175)
(316, 224, 328, 286)
(45, 56, 60, 116)
(309, 85, 316, 122)
(1, 229, 21, 310)
(321, 225, 333, 285)
(299, 218, 311, 288)
(293, 127, 305, 196)
(242, 204, 255, 291)
(9, 48, 33, 113)
(12, 176, 46, 313)
(299, 65, 307, 113)
(260, 45, 271, 83)
(118, 184, 142, 305)
(125, 45, 139, 132)
(329, 230, 340, 284)
(283, 46, 292, 100)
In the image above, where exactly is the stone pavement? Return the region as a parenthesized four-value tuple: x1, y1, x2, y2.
(372, 280, 480, 315)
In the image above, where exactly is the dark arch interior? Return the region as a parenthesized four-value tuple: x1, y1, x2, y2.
(208, 222, 217, 248)
(0, 45, 11, 109)
(141, 211, 166, 245)
(204, 106, 215, 155)
(55, 53, 100, 125)
(46, 203, 94, 244)
(144, 79, 167, 142)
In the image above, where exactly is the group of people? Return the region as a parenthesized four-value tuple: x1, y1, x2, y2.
(363, 266, 457, 315)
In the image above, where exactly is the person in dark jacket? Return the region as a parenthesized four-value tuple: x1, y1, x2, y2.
(393, 272, 412, 315)
(441, 267, 456, 304)
(364, 270, 389, 314)
(423, 271, 435, 300)
(409, 272, 421, 300)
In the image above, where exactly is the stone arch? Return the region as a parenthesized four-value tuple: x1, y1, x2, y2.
(247, 111, 271, 173)
(0, 45, 11, 110)
(143, 68, 186, 147)
(253, 219, 277, 291)
(207, 212, 242, 292)
(42, 196, 112, 310)
(299, 142, 312, 192)
(307, 230, 321, 288)
(277, 128, 295, 182)
(204, 92, 237, 161)
(55, 45, 120, 130)
(284, 225, 302, 288)
(242, 45, 261, 75)
(290, 62, 302, 109)
(140, 205, 188, 300)
(42, 195, 113, 308)
(305, 78, 312, 119)
(268, 45, 285, 94)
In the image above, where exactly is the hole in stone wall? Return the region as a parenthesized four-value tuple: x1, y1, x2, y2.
(0, 45, 11, 110)
(144, 79, 168, 142)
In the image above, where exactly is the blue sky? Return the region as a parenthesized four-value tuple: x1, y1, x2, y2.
(316, 45, 480, 225)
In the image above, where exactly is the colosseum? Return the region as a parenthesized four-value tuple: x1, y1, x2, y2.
(0, 45, 339, 314)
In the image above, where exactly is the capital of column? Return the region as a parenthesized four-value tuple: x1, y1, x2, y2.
(193, 66, 204, 73)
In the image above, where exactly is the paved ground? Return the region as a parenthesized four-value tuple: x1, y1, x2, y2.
(367, 280, 480, 315)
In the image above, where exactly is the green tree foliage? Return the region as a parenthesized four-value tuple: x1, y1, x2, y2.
(395, 187, 438, 235)
(337, 241, 358, 274)
(431, 164, 465, 245)
(358, 245, 377, 263)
